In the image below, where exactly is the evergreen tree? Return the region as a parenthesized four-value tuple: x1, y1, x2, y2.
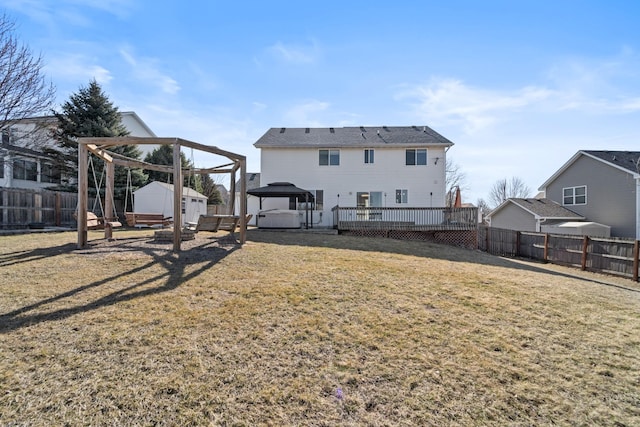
(46, 80, 147, 197)
(200, 173, 223, 205)
(144, 144, 198, 191)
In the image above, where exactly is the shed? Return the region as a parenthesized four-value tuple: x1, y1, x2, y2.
(133, 181, 208, 225)
(541, 221, 611, 237)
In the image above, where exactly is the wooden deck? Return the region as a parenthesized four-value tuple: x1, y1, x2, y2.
(332, 206, 478, 232)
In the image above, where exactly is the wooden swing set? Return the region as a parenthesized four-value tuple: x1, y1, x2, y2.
(76, 137, 247, 251)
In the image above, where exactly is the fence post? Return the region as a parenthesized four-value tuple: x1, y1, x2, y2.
(581, 236, 589, 271)
(486, 226, 490, 253)
(543, 233, 549, 261)
(515, 231, 521, 257)
(634, 240, 639, 282)
(55, 192, 61, 226)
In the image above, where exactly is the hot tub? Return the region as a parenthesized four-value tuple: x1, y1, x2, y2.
(257, 209, 301, 228)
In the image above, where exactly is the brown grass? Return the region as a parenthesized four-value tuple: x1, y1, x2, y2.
(1, 229, 639, 426)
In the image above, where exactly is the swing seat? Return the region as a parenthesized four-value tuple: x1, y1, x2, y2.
(75, 212, 122, 230)
(125, 212, 173, 228)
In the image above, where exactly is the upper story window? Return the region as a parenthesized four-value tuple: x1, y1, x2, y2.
(406, 149, 427, 165)
(364, 149, 374, 164)
(563, 185, 586, 205)
(13, 158, 37, 181)
(1, 127, 15, 145)
(319, 149, 340, 166)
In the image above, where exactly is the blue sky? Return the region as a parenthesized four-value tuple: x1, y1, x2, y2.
(3, 0, 640, 203)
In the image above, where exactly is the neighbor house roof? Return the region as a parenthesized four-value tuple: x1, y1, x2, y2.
(254, 126, 454, 148)
(539, 150, 640, 191)
(487, 198, 585, 220)
(236, 173, 260, 191)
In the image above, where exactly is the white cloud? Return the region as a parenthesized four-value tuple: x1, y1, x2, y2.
(4, 0, 135, 27)
(46, 53, 113, 85)
(120, 47, 180, 95)
(267, 40, 320, 64)
(398, 78, 554, 133)
(282, 100, 330, 126)
(400, 51, 640, 135)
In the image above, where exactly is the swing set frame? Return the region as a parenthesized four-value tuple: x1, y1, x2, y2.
(76, 136, 247, 251)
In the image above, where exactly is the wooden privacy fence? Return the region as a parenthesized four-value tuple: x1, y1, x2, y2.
(0, 187, 77, 229)
(479, 226, 640, 281)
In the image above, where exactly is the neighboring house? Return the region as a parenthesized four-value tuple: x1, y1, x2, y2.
(0, 111, 155, 190)
(486, 197, 604, 234)
(538, 150, 640, 239)
(133, 181, 208, 226)
(0, 115, 58, 190)
(253, 126, 453, 227)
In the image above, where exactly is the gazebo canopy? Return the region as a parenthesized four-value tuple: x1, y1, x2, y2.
(247, 182, 314, 201)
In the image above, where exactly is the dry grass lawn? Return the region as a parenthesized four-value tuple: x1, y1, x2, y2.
(0, 229, 639, 426)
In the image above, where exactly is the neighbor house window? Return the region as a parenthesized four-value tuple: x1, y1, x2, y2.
(40, 163, 60, 184)
(0, 158, 4, 179)
(406, 149, 427, 165)
(12, 159, 37, 181)
(319, 149, 340, 166)
(364, 149, 374, 164)
(395, 189, 408, 204)
(563, 186, 587, 205)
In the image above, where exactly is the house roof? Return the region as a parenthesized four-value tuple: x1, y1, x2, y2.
(236, 173, 261, 191)
(487, 198, 585, 220)
(539, 150, 640, 190)
(254, 126, 454, 148)
(582, 150, 640, 174)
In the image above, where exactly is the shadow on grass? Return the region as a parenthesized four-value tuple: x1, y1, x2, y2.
(247, 229, 640, 293)
(0, 233, 240, 334)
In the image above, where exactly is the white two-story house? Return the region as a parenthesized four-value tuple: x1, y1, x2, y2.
(252, 125, 454, 227)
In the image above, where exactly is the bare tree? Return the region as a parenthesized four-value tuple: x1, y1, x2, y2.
(488, 177, 531, 208)
(0, 13, 55, 136)
(445, 157, 468, 207)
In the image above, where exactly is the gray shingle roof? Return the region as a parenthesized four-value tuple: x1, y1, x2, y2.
(235, 173, 260, 190)
(583, 150, 640, 174)
(507, 198, 584, 219)
(254, 126, 454, 148)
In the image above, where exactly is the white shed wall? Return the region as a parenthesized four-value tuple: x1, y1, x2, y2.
(133, 182, 208, 225)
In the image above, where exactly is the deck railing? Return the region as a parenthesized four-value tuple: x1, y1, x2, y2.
(331, 206, 478, 231)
